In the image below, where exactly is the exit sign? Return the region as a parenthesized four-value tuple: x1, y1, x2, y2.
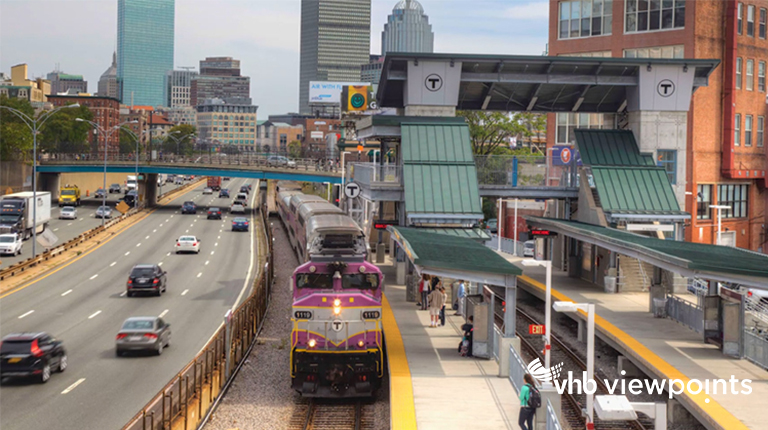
(530, 229, 557, 237)
(528, 324, 545, 335)
(374, 220, 398, 230)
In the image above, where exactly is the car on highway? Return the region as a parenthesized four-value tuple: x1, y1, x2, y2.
(115, 317, 171, 356)
(203, 187, 213, 195)
(239, 185, 249, 194)
(95, 205, 113, 219)
(0, 233, 23, 256)
(523, 240, 535, 257)
(59, 206, 77, 220)
(94, 188, 107, 199)
(174, 235, 200, 254)
(165, 175, 175, 183)
(230, 203, 245, 214)
(267, 155, 296, 168)
(181, 201, 197, 214)
(0, 332, 67, 383)
(109, 183, 121, 193)
(126, 264, 167, 297)
(231, 217, 249, 232)
(223, 177, 231, 181)
(219, 188, 230, 198)
(235, 192, 248, 205)
(174, 177, 184, 185)
(207, 207, 222, 220)
(123, 190, 138, 208)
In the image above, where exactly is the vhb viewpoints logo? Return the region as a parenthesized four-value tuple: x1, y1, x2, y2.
(526, 358, 564, 383)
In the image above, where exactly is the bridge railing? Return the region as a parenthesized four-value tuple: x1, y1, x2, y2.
(474, 155, 577, 187)
(350, 163, 402, 186)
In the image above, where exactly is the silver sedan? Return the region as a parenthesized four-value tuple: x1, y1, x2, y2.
(59, 206, 77, 220)
(115, 317, 171, 356)
(95, 205, 113, 218)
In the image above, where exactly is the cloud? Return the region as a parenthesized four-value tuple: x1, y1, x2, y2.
(503, 1, 550, 19)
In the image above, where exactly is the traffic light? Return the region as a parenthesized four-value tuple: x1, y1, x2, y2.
(342, 85, 371, 112)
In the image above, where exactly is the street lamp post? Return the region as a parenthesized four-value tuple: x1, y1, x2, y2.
(120, 127, 151, 182)
(340, 151, 351, 208)
(521, 259, 553, 371)
(76, 119, 137, 226)
(710, 205, 732, 245)
(0, 103, 80, 259)
(554, 301, 596, 428)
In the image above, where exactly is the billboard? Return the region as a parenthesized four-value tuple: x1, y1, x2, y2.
(309, 81, 368, 104)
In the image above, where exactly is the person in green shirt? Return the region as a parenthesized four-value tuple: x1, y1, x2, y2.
(518, 373, 537, 430)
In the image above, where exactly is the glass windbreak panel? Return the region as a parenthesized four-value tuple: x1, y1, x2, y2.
(342, 273, 380, 290)
(295, 273, 334, 289)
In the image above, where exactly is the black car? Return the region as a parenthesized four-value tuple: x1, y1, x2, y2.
(126, 264, 167, 297)
(219, 189, 230, 198)
(239, 185, 249, 194)
(0, 333, 67, 383)
(109, 183, 121, 193)
(231, 217, 249, 231)
(181, 201, 196, 214)
(94, 188, 107, 199)
(165, 175, 175, 183)
(207, 207, 222, 219)
(123, 190, 138, 208)
(223, 177, 231, 181)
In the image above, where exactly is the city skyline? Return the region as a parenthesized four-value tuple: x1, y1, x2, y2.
(0, 0, 548, 117)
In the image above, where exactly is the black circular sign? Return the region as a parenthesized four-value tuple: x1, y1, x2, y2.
(657, 79, 675, 97)
(350, 93, 366, 109)
(425, 74, 443, 92)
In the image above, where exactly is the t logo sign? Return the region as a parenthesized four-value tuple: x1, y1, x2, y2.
(657, 79, 675, 97)
(425, 74, 443, 92)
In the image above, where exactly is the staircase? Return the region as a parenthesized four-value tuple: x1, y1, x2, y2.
(591, 188, 602, 207)
(618, 256, 652, 292)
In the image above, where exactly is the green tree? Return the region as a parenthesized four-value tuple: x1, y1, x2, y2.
(0, 96, 35, 161)
(287, 140, 302, 159)
(119, 128, 137, 154)
(458, 110, 526, 155)
(37, 104, 93, 154)
(166, 124, 196, 155)
(515, 112, 546, 154)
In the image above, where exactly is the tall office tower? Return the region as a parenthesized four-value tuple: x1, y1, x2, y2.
(190, 57, 250, 106)
(117, 0, 175, 107)
(299, 0, 371, 114)
(165, 69, 198, 107)
(381, 0, 434, 54)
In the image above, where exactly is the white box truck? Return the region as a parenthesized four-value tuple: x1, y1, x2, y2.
(0, 191, 52, 240)
(126, 175, 138, 193)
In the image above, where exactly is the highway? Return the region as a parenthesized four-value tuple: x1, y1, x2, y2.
(0, 177, 261, 430)
(0, 181, 183, 269)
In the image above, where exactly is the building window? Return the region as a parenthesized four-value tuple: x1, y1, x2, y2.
(717, 184, 748, 218)
(657, 150, 676, 184)
(747, 59, 754, 90)
(556, 113, 616, 144)
(736, 58, 743, 89)
(559, 0, 613, 39)
(745, 115, 753, 146)
(760, 8, 767, 38)
(280, 134, 287, 145)
(759, 61, 766, 91)
(758, 116, 765, 147)
(748, 5, 756, 36)
(623, 44, 683, 58)
(735, 113, 741, 146)
(625, 0, 685, 33)
(738, 3, 744, 34)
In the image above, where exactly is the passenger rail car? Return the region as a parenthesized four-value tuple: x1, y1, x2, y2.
(276, 188, 384, 398)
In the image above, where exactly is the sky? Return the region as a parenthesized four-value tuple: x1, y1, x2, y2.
(0, 0, 549, 118)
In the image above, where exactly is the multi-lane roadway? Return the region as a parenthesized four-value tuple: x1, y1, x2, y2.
(0, 178, 261, 430)
(0, 181, 183, 269)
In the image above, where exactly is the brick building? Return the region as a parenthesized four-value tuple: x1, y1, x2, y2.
(547, 0, 767, 252)
(48, 94, 120, 155)
(301, 118, 342, 153)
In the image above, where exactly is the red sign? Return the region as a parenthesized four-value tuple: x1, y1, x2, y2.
(529, 324, 545, 335)
(531, 229, 557, 237)
(374, 220, 398, 230)
(561, 147, 572, 164)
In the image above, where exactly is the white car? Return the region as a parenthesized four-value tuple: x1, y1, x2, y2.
(203, 187, 213, 195)
(523, 240, 535, 257)
(59, 206, 77, 220)
(748, 288, 768, 303)
(175, 235, 200, 254)
(0, 233, 23, 256)
(230, 203, 245, 214)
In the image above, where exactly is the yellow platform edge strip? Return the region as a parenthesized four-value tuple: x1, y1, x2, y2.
(518, 275, 749, 430)
(381, 294, 418, 430)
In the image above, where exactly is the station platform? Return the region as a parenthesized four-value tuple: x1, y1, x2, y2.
(499, 253, 768, 430)
(379, 258, 520, 430)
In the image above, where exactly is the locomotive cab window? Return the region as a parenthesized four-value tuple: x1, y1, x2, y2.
(342, 274, 379, 290)
(295, 273, 334, 289)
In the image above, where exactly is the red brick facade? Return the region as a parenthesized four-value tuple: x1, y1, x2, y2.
(48, 95, 121, 156)
(547, 0, 768, 252)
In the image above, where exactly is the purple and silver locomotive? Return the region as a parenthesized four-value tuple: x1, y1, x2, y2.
(277, 188, 384, 397)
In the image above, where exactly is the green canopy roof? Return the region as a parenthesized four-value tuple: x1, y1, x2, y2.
(575, 129, 655, 166)
(388, 227, 522, 276)
(592, 166, 688, 218)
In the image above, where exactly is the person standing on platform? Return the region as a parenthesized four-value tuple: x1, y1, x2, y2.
(454, 280, 466, 317)
(418, 274, 430, 310)
(518, 373, 539, 430)
(459, 316, 474, 356)
(427, 285, 444, 327)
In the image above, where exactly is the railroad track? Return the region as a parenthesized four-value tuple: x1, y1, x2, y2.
(289, 398, 373, 430)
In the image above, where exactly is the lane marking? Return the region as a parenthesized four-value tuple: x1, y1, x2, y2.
(158, 262, 163, 266)
(18, 310, 34, 319)
(61, 289, 72, 296)
(145, 235, 150, 239)
(54, 228, 59, 232)
(185, 230, 189, 233)
(125, 251, 130, 256)
(61, 378, 86, 395)
(89, 274, 98, 280)
(190, 224, 194, 227)
(136, 243, 141, 247)
(205, 260, 209, 265)
(167, 252, 171, 256)
(181, 289, 189, 296)
(153, 229, 157, 233)
(67, 222, 72, 226)
(120, 291, 126, 297)
(158, 309, 169, 318)
(214, 242, 218, 247)
(197, 272, 202, 278)
(210, 251, 215, 255)
(88, 310, 102, 319)
(110, 261, 116, 267)
(159, 224, 164, 227)
(217, 236, 220, 240)
(165, 219, 169, 222)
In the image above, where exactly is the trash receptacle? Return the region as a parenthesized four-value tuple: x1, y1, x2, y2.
(653, 298, 667, 318)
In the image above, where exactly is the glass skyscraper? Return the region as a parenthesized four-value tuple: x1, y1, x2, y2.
(382, 0, 433, 54)
(117, 0, 175, 107)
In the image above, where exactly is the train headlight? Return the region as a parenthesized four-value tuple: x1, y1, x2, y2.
(308, 339, 316, 348)
(309, 265, 316, 273)
(333, 306, 342, 315)
(333, 299, 341, 307)
(359, 266, 366, 273)
(358, 340, 365, 348)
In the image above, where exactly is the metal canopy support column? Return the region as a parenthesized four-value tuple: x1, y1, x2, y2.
(498, 274, 520, 378)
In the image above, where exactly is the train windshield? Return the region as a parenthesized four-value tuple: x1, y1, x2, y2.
(295, 273, 334, 289)
(342, 274, 379, 290)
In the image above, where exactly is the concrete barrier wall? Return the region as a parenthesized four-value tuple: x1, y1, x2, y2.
(52, 172, 136, 200)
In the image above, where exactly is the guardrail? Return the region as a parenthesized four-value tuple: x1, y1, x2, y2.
(745, 329, 768, 370)
(0, 179, 202, 282)
(486, 234, 525, 256)
(664, 295, 704, 333)
(350, 163, 402, 185)
(474, 154, 576, 187)
(121, 201, 274, 430)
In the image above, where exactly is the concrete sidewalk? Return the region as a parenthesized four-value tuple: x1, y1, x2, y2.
(380, 259, 521, 430)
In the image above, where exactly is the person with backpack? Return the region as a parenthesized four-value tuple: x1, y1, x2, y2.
(518, 373, 540, 430)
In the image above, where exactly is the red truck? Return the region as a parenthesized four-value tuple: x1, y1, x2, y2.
(207, 176, 222, 191)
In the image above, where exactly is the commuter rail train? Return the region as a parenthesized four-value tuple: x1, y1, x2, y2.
(276, 183, 384, 398)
